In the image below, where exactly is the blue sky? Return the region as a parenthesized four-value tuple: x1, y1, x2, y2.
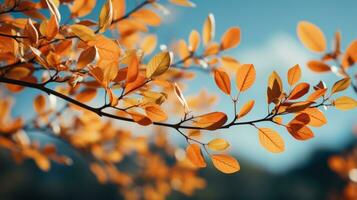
(10, 0, 357, 173)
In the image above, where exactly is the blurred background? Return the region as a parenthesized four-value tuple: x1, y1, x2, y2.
(1, 0, 357, 199)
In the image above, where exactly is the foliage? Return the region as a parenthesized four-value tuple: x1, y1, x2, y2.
(0, 0, 356, 199)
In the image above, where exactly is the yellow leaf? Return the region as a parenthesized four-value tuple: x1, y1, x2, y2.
(189, 29, 200, 52)
(238, 100, 255, 119)
(211, 154, 240, 174)
(70, 24, 96, 42)
(98, 0, 113, 33)
(70, 0, 96, 18)
(334, 96, 357, 111)
(258, 128, 285, 153)
(140, 34, 157, 55)
(186, 144, 206, 168)
(236, 64, 256, 92)
(144, 104, 168, 122)
(300, 108, 327, 127)
(192, 112, 227, 130)
(131, 9, 161, 26)
(331, 78, 351, 94)
(146, 51, 172, 78)
(208, 138, 230, 151)
(213, 69, 231, 95)
(220, 27, 240, 50)
(287, 64, 301, 86)
(202, 13, 215, 45)
(297, 21, 326, 52)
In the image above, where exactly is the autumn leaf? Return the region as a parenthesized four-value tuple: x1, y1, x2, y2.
(144, 104, 168, 122)
(70, 24, 96, 42)
(34, 95, 46, 114)
(258, 128, 285, 153)
(189, 30, 200, 52)
(331, 78, 351, 94)
(287, 64, 301, 86)
(342, 40, 357, 68)
(333, 96, 357, 111)
(75, 88, 97, 102)
(300, 108, 327, 127)
(213, 69, 231, 95)
(307, 60, 331, 73)
(186, 144, 206, 168)
(286, 124, 314, 140)
(140, 34, 157, 55)
(174, 83, 189, 113)
(126, 54, 139, 83)
(77, 46, 98, 69)
(146, 51, 172, 78)
(202, 13, 215, 45)
(288, 82, 310, 100)
(169, 0, 196, 7)
(98, 0, 113, 33)
(220, 27, 241, 50)
(192, 112, 227, 130)
(297, 21, 326, 52)
(237, 100, 255, 119)
(70, 0, 96, 18)
(211, 154, 240, 174)
(24, 19, 38, 46)
(208, 138, 230, 151)
(236, 64, 256, 92)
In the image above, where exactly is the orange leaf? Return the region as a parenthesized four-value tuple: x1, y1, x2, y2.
(98, 0, 113, 33)
(192, 112, 227, 130)
(75, 88, 97, 102)
(237, 100, 255, 119)
(173, 83, 189, 112)
(286, 124, 314, 140)
(34, 95, 46, 114)
(342, 40, 357, 69)
(297, 21, 326, 52)
(300, 108, 327, 127)
(211, 154, 240, 174)
(331, 78, 351, 94)
(126, 54, 139, 83)
(131, 9, 161, 26)
(128, 111, 152, 126)
(70, 0, 96, 18)
(24, 18, 38, 45)
(307, 88, 327, 102)
(189, 30, 200, 52)
(288, 82, 310, 100)
(258, 128, 285, 153)
(77, 46, 98, 69)
(287, 64, 301, 86)
(140, 34, 157, 55)
(144, 104, 168, 122)
(307, 60, 331, 72)
(213, 69, 231, 95)
(220, 27, 240, 50)
(202, 13, 215, 45)
(186, 144, 206, 168)
(236, 64, 256, 92)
